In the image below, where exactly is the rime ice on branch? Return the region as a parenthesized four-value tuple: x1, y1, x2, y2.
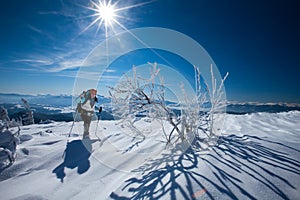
(109, 63, 228, 149)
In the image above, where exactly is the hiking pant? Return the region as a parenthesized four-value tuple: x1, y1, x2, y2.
(80, 112, 93, 135)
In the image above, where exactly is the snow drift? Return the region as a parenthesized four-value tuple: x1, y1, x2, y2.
(0, 111, 299, 199)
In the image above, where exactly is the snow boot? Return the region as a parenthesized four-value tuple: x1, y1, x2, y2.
(82, 132, 90, 139)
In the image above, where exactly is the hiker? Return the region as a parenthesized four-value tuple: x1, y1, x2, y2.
(77, 89, 102, 139)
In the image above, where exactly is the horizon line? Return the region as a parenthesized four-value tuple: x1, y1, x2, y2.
(0, 92, 300, 105)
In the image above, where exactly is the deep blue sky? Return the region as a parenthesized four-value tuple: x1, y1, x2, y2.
(0, 0, 299, 103)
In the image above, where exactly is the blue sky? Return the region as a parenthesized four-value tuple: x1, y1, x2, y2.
(0, 0, 299, 103)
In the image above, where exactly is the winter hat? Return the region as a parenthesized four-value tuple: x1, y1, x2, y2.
(89, 89, 97, 95)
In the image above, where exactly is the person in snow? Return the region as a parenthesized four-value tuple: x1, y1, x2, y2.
(77, 89, 102, 139)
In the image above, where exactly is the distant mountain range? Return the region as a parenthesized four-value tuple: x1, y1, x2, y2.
(0, 93, 299, 122)
(226, 102, 300, 115)
(0, 93, 113, 122)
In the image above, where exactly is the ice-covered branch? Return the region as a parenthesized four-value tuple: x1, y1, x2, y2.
(109, 63, 228, 150)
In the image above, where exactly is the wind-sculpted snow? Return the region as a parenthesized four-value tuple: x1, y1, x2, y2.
(0, 111, 299, 199)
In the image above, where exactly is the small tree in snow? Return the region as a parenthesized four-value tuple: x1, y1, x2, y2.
(109, 63, 228, 149)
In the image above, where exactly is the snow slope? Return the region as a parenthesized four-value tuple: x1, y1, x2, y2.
(0, 111, 300, 200)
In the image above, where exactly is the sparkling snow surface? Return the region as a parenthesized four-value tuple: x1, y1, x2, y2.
(0, 111, 299, 200)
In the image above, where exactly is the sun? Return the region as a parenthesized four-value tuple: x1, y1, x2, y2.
(92, 0, 117, 28)
(81, 0, 154, 37)
(98, 3, 116, 24)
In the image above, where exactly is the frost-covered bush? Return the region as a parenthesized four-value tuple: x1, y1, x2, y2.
(109, 63, 228, 149)
(180, 65, 228, 149)
(0, 123, 20, 171)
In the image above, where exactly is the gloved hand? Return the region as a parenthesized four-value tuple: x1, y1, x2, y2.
(77, 103, 82, 113)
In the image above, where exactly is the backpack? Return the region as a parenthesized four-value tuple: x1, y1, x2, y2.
(76, 90, 97, 114)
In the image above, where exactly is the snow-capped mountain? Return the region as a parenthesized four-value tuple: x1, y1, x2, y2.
(226, 101, 300, 114)
(1, 93, 300, 123)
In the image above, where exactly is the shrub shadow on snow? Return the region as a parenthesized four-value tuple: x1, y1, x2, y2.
(208, 134, 300, 199)
(122, 136, 146, 154)
(52, 139, 95, 182)
(110, 134, 300, 199)
(110, 143, 212, 200)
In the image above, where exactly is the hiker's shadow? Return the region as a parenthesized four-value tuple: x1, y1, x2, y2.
(52, 139, 94, 182)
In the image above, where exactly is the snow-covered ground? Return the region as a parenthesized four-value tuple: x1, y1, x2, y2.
(0, 111, 299, 199)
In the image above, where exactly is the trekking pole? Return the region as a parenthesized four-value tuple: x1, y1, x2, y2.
(68, 108, 78, 137)
(94, 106, 102, 140)
(63, 108, 78, 158)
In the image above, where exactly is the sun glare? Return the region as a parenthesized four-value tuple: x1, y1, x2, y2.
(81, 0, 154, 37)
(98, 3, 116, 24)
(93, 0, 117, 27)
